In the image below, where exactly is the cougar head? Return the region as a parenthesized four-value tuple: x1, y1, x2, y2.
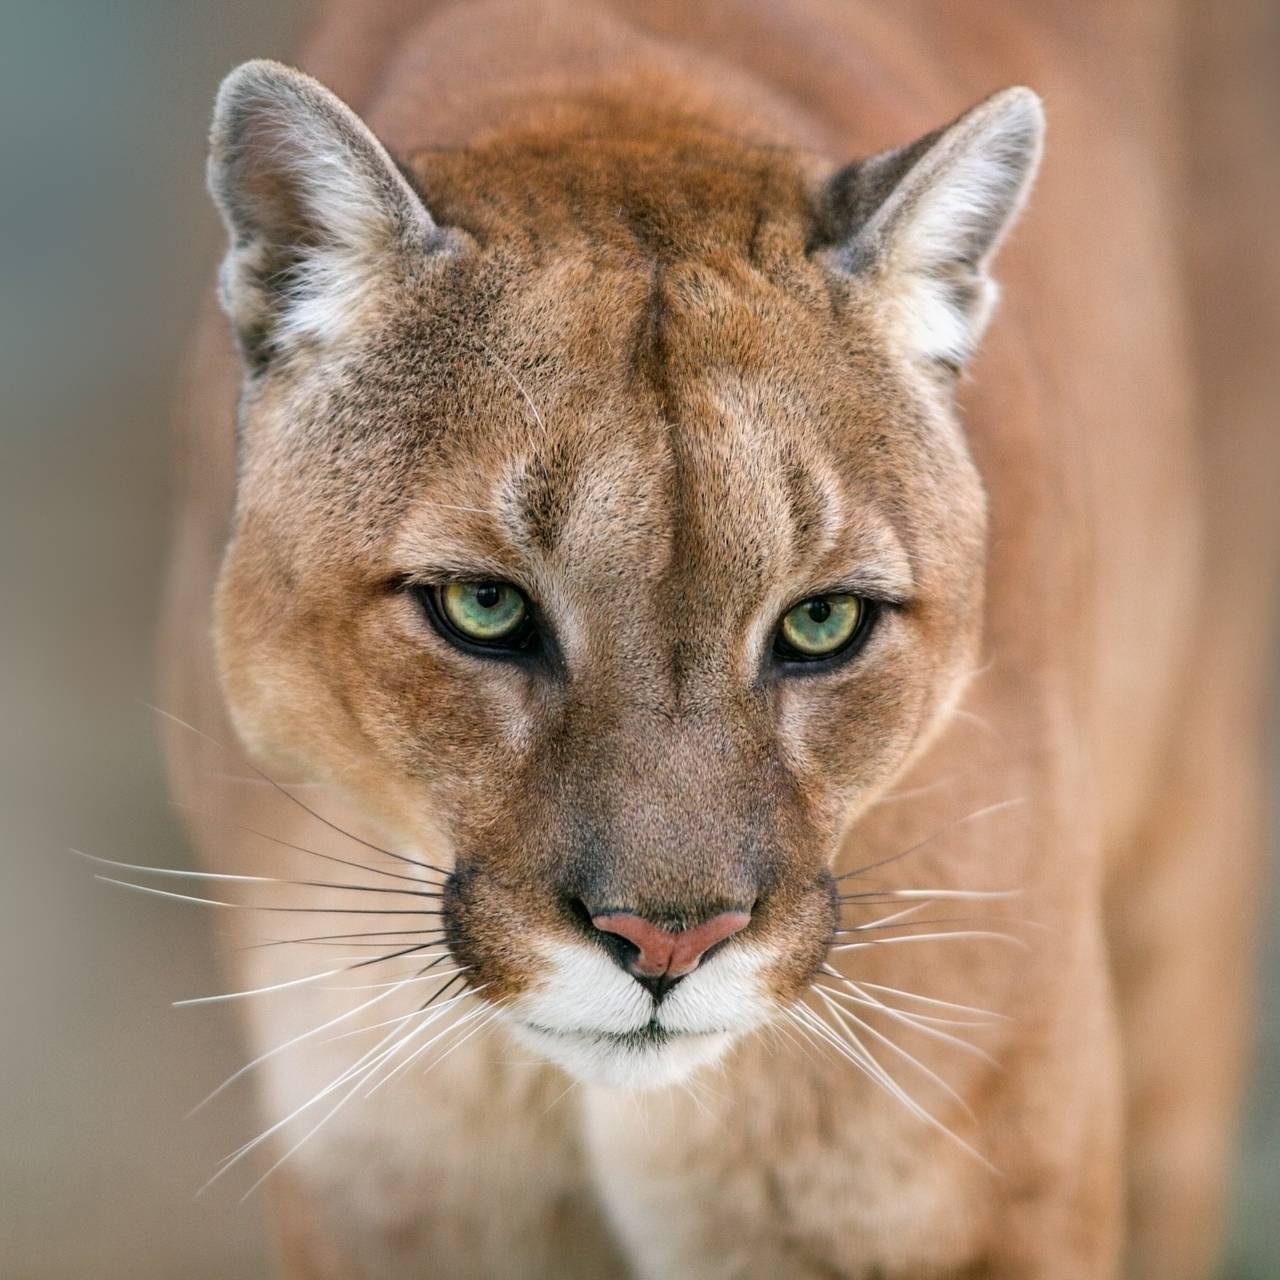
(208, 60, 1041, 1087)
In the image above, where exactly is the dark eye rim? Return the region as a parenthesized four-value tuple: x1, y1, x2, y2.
(771, 594, 881, 669)
(410, 580, 540, 657)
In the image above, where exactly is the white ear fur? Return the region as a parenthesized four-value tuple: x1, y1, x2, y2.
(208, 60, 439, 367)
(823, 87, 1044, 369)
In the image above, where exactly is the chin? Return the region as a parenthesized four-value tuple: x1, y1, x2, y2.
(507, 1020, 742, 1089)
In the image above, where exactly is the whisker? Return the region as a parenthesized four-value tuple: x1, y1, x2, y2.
(284, 882, 442, 901)
(265, 880, 441, 900)
(834, 917, 994, 936)
(95, 877, 246, 910)
(819, 969, 1007, 1021)
(144, 704, 448, 876)
(840, 888, 1022, 904)
(180, 942, 455, 1008)
(813, 988, 974, 1118)
(248, 939, 448, 952)
(212, 772, 323, 788)
(187, 966, 445, 1116)
(965, 655, 998, 684)
(238, 994, 504, 1204)
(94, 875, 443, 915)
(788, 1004, 884, 1086)
(790, 1004, 928, 1121)
(76, 849, 441, 901)
(411, 970, 467, 1011)
(678, 1078, 714, 1120)
(539, 1077, 580, 1118)
(347, 979, 488, 1100)
(174, 966, 348, 1007)
(364, 998, 499, 1097)
(310, 994, 471, 1047)
(73, 849, 275, 884)
(870, 773, 965, 806)
(247, 929, 447, 948)
(847, 1000, 1002, 1063)
(838, 901, 934, 930)
(230, 1006, 465, 1201)
(790, 1003, 994, 1171)
(819, 971, 1002, 1062)
(234, 1068, 395, 1201)
(343, 942, 451, 971)
(832, 895, 940, 908)
(834, 798, 1026, 882)
(766, 1009, 826, 1071)
(830, 929, 1028, 953)
(315, 963, 465, 992)
(202, 979, 477, 1192)
(172, 801, 445, 888)
(816, 980, 998, 1029)
(952, 707, 1002, 742)
(686, 1070, 731, 1109)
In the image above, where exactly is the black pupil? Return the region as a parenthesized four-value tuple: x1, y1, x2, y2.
(475, 584, 501, 609)
(806, 598, 832, 624)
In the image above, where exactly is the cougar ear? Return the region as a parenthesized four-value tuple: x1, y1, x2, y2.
(208, 60, 442, 370)
(817, 86, 1044, 370)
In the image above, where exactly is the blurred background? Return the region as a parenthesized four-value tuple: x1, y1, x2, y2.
(0, 2, 1275, 1277)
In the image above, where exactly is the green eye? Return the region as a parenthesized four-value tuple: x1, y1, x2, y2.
(776, 594, 866, 659)
(437, 581, 531, 646)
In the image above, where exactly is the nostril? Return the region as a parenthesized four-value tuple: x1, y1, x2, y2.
(590, 908, 752, 990)
(564, 896, 597, 932)
(591, 912, 679, 978)
(567, 896, 643, 973)
(665, 910, 751, 977)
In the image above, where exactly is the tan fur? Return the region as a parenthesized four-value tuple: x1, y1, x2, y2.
(163, 2, 1280, 1276)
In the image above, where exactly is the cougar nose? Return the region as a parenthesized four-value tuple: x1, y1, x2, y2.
(590, 909, 751, 998)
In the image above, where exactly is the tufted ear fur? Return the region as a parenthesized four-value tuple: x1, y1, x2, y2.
(817, 87, 1044, 370)
(208, 60, 442, 370)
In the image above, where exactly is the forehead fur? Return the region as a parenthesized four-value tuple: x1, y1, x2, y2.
(238, 133, 974, 610)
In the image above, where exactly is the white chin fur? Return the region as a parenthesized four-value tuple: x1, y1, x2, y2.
(505, 940, 771, 1088)
(508, 1022, 738, 1090)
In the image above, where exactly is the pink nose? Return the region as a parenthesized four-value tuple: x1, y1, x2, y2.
(590, 910, 751, 981)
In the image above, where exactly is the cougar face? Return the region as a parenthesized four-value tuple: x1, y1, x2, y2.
(209, 63, 1038, 1087)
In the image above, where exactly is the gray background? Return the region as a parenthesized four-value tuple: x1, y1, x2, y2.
(0, 2, 1275, 1276)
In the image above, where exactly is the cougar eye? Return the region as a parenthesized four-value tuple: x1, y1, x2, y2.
(774, 593, 869, 661)
(430, 581, 533, 649)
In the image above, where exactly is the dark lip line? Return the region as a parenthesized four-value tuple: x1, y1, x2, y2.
(520, 1020, 730, 1045)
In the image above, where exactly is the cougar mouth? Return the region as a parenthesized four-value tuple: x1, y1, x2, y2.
(509, 1017, 740, 1089)
(519, 1020, 729, 1046)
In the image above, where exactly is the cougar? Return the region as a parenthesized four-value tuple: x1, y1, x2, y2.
(156, 1, 1280, 1275)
